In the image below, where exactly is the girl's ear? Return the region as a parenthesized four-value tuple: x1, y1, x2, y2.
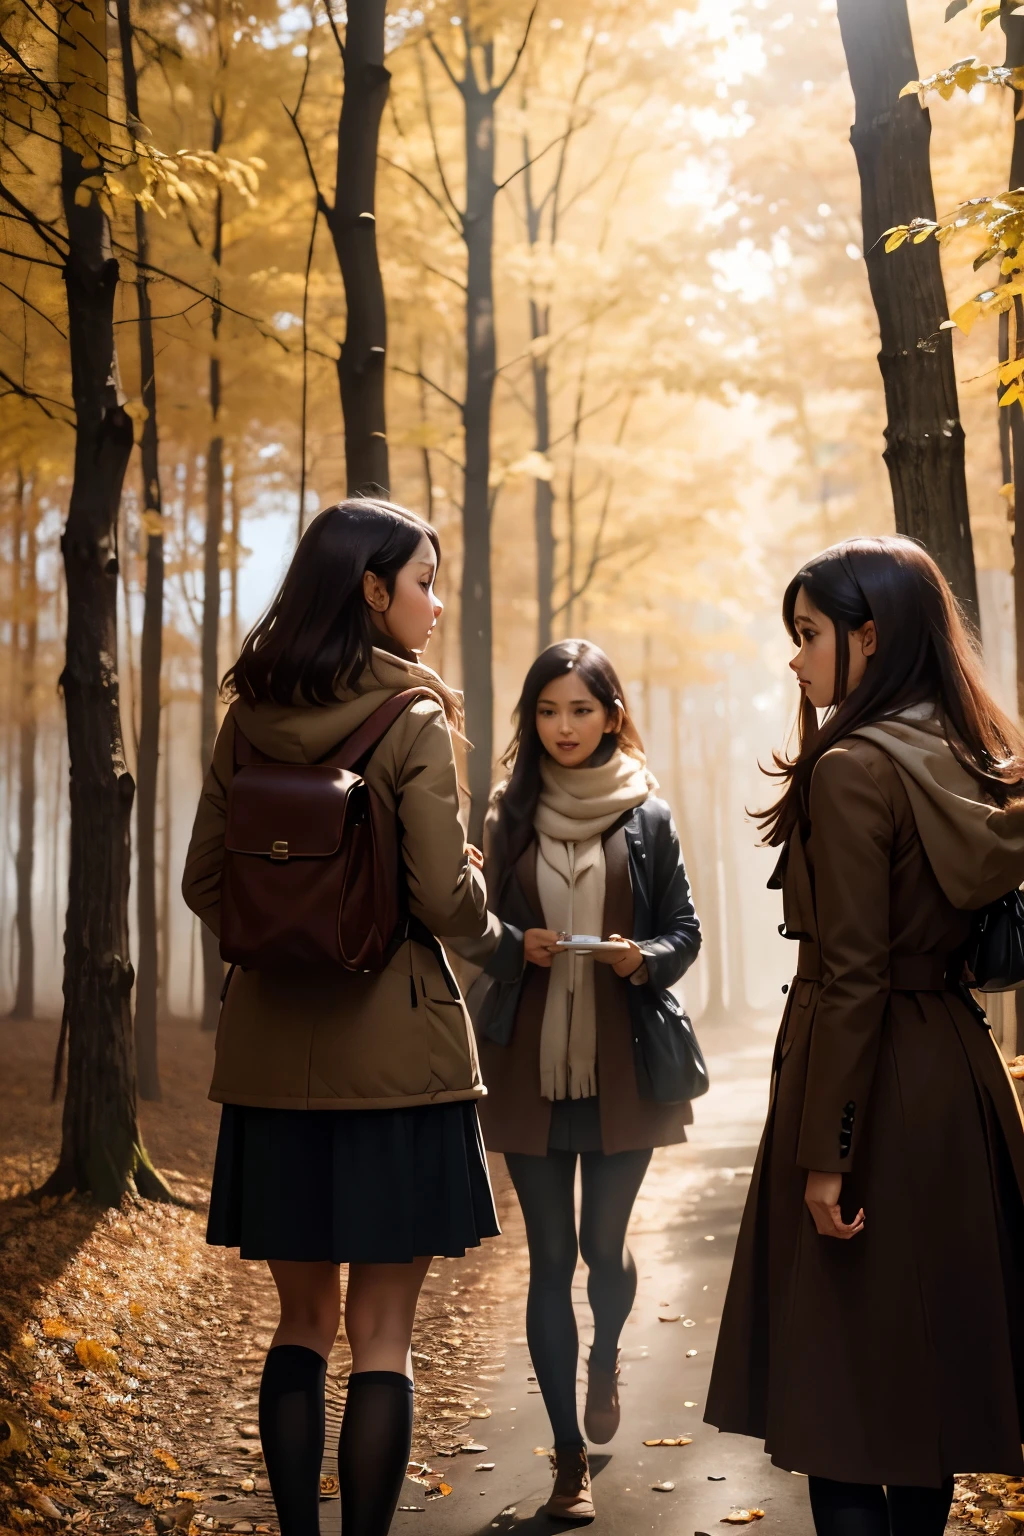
(363, 569, 389, 612)
(603, 700, 625, 736)
(860, 619, 877, 657)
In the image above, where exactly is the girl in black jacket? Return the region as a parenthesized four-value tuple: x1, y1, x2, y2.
(454, 640, 703, 1522)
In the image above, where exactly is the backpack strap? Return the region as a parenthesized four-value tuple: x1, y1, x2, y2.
(325, 687, 444, 771)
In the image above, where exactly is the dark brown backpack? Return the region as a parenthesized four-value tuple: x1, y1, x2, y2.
(219, 688, 439, 972)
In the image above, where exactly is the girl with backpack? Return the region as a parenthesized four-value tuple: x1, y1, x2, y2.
(706, 536, 1024, 1535)
(182, 499, 499, 1536)
(454, 639, 703, 1522)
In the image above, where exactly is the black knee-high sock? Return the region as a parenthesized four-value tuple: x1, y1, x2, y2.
(808, 1477, 889, 1536)
(887, 1479, 954, 1536)
(338, 1370, 414, 1536)
(259, 1344, 327, 1536)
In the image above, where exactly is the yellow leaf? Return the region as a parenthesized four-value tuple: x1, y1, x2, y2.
(1001, 383, 1021, 408)
(41, 1319, 75, 1340)
(899, 80, 921, 98)
(129, 1302, 146, 1319)
(721, 1513, 766, 1525)
(75, 1338, 118, 1373)
(950, 298, 982, 334)
(999, 358, 1024, 386)
(884, 230, 910, 253)
(73, 185, 93, 207)
(912, 226, 935, 243)
(152, 1448, 180, 1472)
(123, 399, 149, 422)
(1001, 483, 1015, 499)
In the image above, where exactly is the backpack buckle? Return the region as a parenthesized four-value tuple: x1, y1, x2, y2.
(270, 840, 289, 861)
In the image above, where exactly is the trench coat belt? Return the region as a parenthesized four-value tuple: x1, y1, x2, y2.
(795, 940, 954, 992)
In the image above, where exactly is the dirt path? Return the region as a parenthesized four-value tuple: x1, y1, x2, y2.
(0, 1012, 998, 1535)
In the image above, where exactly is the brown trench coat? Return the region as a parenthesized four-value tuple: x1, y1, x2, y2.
(474, 823, 694, 1156)
(705, 732, 1024, 1485)
(181, 653, 489, 1111)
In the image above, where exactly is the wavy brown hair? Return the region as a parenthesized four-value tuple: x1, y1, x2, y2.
(496, 639, 645, 860)
(759, 535, 1024, 846)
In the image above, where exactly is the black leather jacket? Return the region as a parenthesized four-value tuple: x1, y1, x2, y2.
(468, 795, 701, 1047)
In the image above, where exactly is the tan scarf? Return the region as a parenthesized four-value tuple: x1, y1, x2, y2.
(535, 751, 654, 1101)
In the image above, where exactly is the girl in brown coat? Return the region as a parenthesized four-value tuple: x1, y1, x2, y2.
(455, 640, 702, 1521)
(705, 537, 1024, 1535)
(182, 500, 498, 1536)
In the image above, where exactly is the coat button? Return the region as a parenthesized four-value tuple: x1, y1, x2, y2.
(781, 983, 789, 994)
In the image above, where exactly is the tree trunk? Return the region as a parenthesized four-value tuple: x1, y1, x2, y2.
(461, 50, 498, 843)
(328, 0, 390, 497)
(200, 156, 225, 1031)
(1001, 11, 1024, 1056)
(836, 0, 978, 623)
(522, 149, 553, 652)
(10, 473, 37, 1021)
(117, 0, 164, 1099)
(48, 0, 169, 1203)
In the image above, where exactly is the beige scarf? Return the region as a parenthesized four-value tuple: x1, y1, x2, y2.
(535, 751, 654, 1101)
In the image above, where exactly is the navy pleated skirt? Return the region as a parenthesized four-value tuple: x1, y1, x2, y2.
(206, 1099, 500, 1264)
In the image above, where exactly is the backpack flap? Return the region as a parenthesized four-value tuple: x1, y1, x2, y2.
(225, 764, 361, 859)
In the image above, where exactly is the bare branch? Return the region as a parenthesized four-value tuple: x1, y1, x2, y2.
(114, 251, 290, 349)
(322, 0, 346, 58)
(494, 2, 538, 99)
(282, 98, 331, 215)
(391, 363, 464, 414)
(0, 367, 74, 424)
(0, 277, 67, 336)
(426, 32, 464, 95)
(378, 154, 463, 236)
(0, 30, 62, 101)
(495, 128, 568, 196)
(0, 176, 69, 255)
(0, 244, 63, 269)
(416, 42, 463, 219)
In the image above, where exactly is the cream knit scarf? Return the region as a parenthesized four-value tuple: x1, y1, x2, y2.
(534, 750, 654, 1101)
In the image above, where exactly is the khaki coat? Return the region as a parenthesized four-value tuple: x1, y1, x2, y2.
(705, 732, 1024, 1486)
(181, 654, 488, 1111)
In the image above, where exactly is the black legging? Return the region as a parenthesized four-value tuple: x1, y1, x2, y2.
(808, 1475, 955, 1536)
(505, 1146, 652, 1447)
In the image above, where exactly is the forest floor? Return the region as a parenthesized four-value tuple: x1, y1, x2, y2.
(0, 1012, 1012, 1536)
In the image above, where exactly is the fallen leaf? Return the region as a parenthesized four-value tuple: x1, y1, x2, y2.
(318, 1475, 338, 1498)
(686, 1350, 698, 1358)
(643, 1437, 694, 1447)
(476, 1463, 495, 1470)
(41, 1319, 76, 1340)
(239, 1424, 260, 1439)
(721, 1511, 765, 1524)
(469, 1407, 492, 1419)
(658, 1314, 681, 1323)
(684, 1401, 698, 1408)
(134, 1489, 161, 1507)
(423, 1483, 452, 1499)
(75, 1338, 118, 1374)
(240, 1478, 256, 1493)
(533, 1447, 553, 1456)
(153, 1448, 181, 1472)
(651, 1480, 675, 1492)
(460, 1443, 488, 1453)
(129, 1302, 146, 1319)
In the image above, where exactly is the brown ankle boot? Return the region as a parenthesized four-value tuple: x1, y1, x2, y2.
(584, 1352, 620, 1444)
(544, 1444, 595, 1522)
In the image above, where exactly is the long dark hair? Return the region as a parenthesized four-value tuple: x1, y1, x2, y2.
(759, 535, 1024, 846)
(497, 639, 645, 857)
(222, 499, 441, 708)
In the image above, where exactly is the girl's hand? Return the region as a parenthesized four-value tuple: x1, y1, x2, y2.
(603, 934, 644, 977)
(467, 843, 484, 871)
(804, 1170, 865, 1239)
(524, 928, 561, 968)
